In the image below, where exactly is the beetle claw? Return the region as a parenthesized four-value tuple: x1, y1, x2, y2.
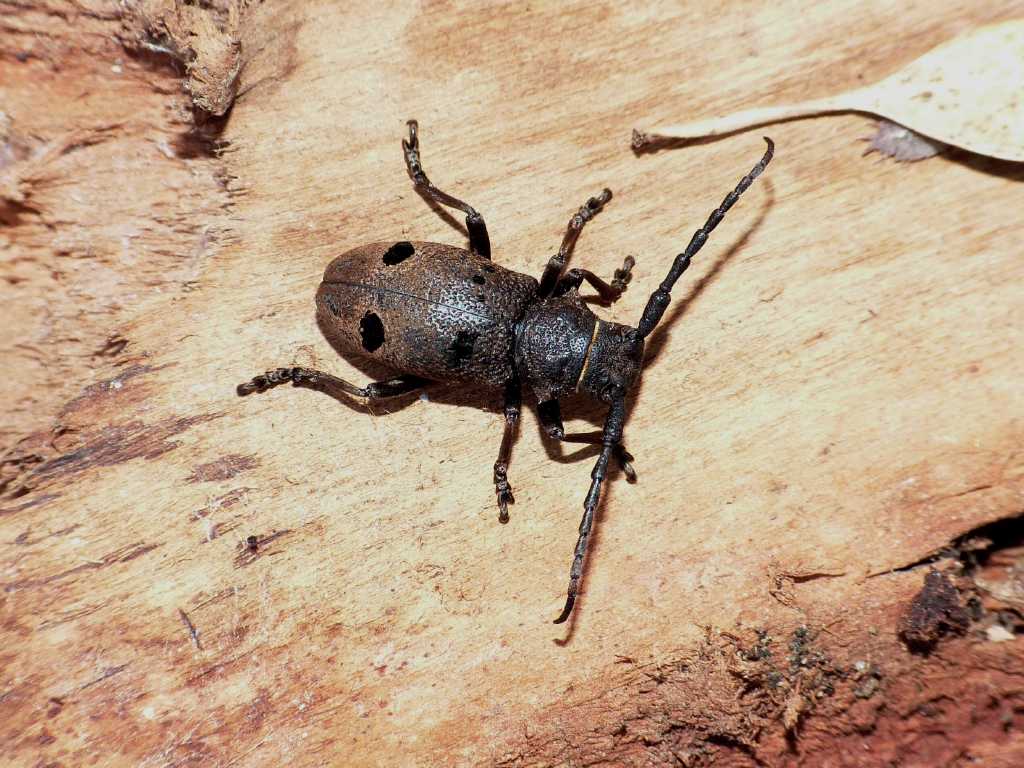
(616, 446, 637, 482)
(403, 119, 419, 151)
(497, 489, 514, 524)
(612, 255, 635, 293)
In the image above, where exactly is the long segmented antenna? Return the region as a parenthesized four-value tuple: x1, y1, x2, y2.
(553, 398, 626, 624)
(553, 139, 774, 626)
(635, 138, 774, 340)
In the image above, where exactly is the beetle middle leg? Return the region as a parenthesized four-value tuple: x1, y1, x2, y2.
(537, 188, 613, 298)
(402, 119, 491, 260)
(555, 255, 635, 305)
(537, 399, 636, 480)
(237, 367, 427, 401)
(493, 380, 521, 524)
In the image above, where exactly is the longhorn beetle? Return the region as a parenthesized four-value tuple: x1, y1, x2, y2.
(238, 121, 774, 623)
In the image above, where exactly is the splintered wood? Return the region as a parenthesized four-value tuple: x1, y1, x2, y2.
(2, 1, 1023, 766)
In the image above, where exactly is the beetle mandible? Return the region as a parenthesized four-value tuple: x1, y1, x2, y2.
(238, 120, 774, 623)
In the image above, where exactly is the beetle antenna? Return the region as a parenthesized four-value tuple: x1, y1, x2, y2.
(634, 138, 774, 341)
(553, 397, 626, 624)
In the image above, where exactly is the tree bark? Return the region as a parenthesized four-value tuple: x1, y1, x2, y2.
(2, 1, 1023, 766)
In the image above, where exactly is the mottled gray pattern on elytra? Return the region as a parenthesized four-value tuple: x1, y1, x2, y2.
(317, 242, 539, 387)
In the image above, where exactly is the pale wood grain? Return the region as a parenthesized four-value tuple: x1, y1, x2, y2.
(2, 1, 1023, 766)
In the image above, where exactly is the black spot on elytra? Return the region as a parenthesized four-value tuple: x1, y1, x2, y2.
(483, 264, 496, 273)
(471, 274, 485, 285)
(359, 312, 385, 352)
(383, 241, 415, 266)
(445, 330, 479, 369)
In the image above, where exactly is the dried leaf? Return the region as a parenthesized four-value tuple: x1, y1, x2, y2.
(635, 19, 1024, 162)
(864, 120, 945, 162)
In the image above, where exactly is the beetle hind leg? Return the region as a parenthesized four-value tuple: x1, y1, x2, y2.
(402, 119, 491, 259)
(237, 367, 427, 401)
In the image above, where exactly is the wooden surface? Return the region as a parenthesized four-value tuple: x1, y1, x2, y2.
(2, 1, 1024, 766)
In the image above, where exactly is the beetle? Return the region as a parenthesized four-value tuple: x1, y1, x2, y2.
(238, 120, 773, 623)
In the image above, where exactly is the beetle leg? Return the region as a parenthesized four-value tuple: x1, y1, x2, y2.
(493, 380, 521, 524)
(560, 432, 636, 482)
(538, 400, 636, 481)
(554, 397, 627, 624)
(536, 188, 613, 298)
(555, 255, 635, 304)
(402, 119, 491, 260)
(237, 367, 427, 401)
(537, 399, 565, 439)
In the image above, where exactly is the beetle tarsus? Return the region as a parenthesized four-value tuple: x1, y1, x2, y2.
(496, 487, 514, 524)
(493, 380, 521, 524)
(612, 255, 635, 293)
(237, 367, 297, 396)
(237, 368, 427, 402)
(556, 257, 634, 304)
(585, 188, 612, 217)
(618, 447, 637, 482)
(572, 188, 613, 230)
(556, 431, 637, 480)
(404, 119, 418, 148)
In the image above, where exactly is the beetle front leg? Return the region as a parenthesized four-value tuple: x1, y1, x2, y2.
(555, 256, 635, 305)
(402, 120, 491, 259)
(237, 367, 427, 401)
(537, 399, 636, 481)
(561, 432, 636, 482)
(492, 380, 521, 524)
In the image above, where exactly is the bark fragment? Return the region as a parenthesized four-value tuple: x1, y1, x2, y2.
(123, 0, 245, 117)
(899, 568, 970, 653)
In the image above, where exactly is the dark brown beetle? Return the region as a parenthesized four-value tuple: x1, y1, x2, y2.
(238, 121, 773, 623)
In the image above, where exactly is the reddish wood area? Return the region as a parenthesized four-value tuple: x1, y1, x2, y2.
(2, 1, 1023, 766)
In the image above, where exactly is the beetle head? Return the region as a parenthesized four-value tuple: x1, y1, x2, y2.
(578, 322, 644, 403)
